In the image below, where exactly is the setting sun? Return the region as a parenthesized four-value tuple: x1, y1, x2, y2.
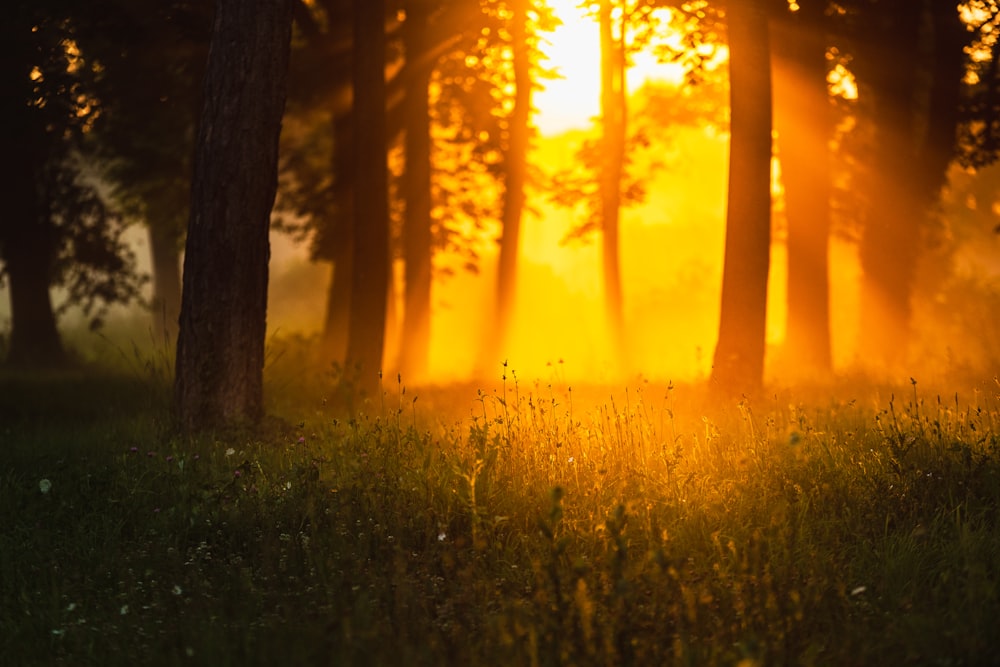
(534, 0, 685, 135)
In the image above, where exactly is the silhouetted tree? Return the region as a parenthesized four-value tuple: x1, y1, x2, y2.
(771, 2, 833, 376)
(344, 0, 391, 395)
(174, 0, 293, 431)
(710, 0, 773, 393)
(0, 2, 144, 368)
(848, 0, 968, 370)
(599, 0, 628, 368)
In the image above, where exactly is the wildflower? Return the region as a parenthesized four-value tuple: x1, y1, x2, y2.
(234, 469, 242, 478)
(225, 447, 236, 457)
(129, 447, 138, 453)
(172, 585, 183, 596)
(567, 457, 575, 464)
(120, 605, 129, 615)
(297, 436, 306, 444)
(147, 451, 156, 457)
(851, 586, 867, 596)
(285, 481, 292, 491)
(66, 603, 77, 612)
(39, 479, 52, 494)
(166, 455, 174, 463)
(438, 532, 447, 542)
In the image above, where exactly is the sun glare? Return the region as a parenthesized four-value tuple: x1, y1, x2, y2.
(534, 0, 685, 135)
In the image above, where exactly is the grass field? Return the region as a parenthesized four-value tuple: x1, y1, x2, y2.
(2, 362, 999, 666)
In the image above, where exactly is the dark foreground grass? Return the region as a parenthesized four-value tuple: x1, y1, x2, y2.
(2, 370, 999, 666)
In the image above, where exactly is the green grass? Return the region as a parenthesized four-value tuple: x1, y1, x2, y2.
(2, 368, 999, 666)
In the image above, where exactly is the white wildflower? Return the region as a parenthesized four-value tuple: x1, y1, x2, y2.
(39, 479, 52, 494)
(225, 448, 236, 457)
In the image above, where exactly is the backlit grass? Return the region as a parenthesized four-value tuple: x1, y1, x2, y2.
(2, 368, 999, 665)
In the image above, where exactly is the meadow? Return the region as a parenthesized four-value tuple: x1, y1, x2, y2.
(2, 355, 999, 666)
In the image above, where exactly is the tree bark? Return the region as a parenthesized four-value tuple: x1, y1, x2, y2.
(771, 8, 832, 376)
(400, 0, 434, 382)
(174, 0, 293, 432)
(489, 0, 532, 371)
(711, 0, 773, 394)
(600, 0, 627, 370)
(344, 0, 391, 396)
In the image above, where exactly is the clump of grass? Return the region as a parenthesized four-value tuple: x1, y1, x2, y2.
(1, 370, 999, 665)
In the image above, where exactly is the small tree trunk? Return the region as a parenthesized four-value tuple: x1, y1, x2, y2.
(711, 0, 773, 394)
(4, 233, 66, 368)
(174, 0, 293, 432)
(772, 9, 832, 376)
(344, 0, 391, 396)
(319, 109, 356, 369)
(599, 0, 627, 371)
(856, 6, 921, 370)
(400, 1, 434, 382)
(489, 0, 532, 372)
(148, 220, 182, 344)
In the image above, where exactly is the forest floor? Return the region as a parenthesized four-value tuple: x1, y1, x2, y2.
(2, 358, 999, 666)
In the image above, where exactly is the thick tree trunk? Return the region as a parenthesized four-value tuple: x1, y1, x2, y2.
(711, 0, 773, 394)
(400, 1, 434, 382)
(344, 0, 391, 396)
(490, 0, 532, 371)
(599, 0, 627, 370)
(174, 0, 293, 432)
(771, 9, 832, 376)
(148, 219, 182, 344)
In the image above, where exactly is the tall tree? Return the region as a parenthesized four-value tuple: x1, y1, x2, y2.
(490, 0, 533, 369)
(1, 3, 143, 368)
(850, 0, 967, 370)
(599, 0, 628, 368)
(344, 0, 391, 395)
(399, 0, 436, 382)
(174, 0, 293, 431)
(710, 0, 773, 393)
(771, 2, 832, 375)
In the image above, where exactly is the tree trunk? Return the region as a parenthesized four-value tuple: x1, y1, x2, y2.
(856, 4, 921, 370)
(174, 0, 293, 432)
(400, 1, 434, 382)
(771, 8, 832, 376)
(0, 18, 66, 368)
(600, 0, 627, 370)
(4, 230, 66, 368)
(148, 219, 182, 344)
(488, 0, 532, 373)
(711, 0, 773, 394)
(320, 108, 356, 369)
(344, 0, 391, 396)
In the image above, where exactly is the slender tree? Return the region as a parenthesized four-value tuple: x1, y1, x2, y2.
(344, 0, 391, 395)
(490, 0, 533, 368)
(771, 3, 832, 375)
(599, 0, 628, 368)
(174, 0, 293, 431)
(710, 0, 773, 393)
(400, 0, 436, 382)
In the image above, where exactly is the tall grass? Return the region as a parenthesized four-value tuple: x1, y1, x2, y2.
(1, 368, 998, 665)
